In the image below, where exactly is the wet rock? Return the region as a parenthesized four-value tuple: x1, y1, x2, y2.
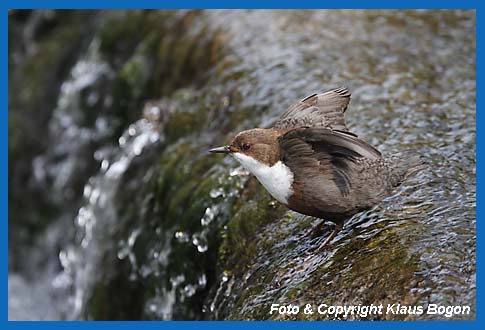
(9, 10, 475, 321)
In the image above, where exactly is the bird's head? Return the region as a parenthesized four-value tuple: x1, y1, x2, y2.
(209, 128, 280, 167)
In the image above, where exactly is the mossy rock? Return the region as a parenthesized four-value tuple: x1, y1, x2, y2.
(210, 204, 426, 320)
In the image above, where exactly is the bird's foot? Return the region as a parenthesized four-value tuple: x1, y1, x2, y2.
(313, 223, 343, 253)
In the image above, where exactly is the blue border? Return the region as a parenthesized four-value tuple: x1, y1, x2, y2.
(476, 4, 481, 327)
(3, 3, 7, 327)
(2, 0, 481, 9)
(3, 1, 480, 329)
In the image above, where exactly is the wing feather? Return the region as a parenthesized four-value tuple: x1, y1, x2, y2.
(278, 127, 381, 197)
(274, 87, 352, 132)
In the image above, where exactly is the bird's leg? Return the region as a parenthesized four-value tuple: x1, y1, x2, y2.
(314, 222, 343, 253)
(305, 218, 327, 238)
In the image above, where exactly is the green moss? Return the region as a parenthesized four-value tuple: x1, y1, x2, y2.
(210, 196, 425, 320)
(98, 11, 147, 57)
(218, 179, 287, 273)
(86, 259, 144, 320)
(165, 111, 204, 142)
(102, 11, 227, 138)
(119, 57, 145, 90)
(19, 16, 87, 110)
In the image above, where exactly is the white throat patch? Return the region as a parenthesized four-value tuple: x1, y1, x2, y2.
(232, 152, 294, 205)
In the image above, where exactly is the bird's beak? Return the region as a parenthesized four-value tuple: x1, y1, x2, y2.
(209, 146, 231, 154)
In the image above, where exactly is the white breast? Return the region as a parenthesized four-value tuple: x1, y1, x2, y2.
(232, 153, 294, 205)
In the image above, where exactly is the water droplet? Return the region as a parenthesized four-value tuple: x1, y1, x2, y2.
(229, 168, 240, 176)
(127, 228, 142, 247)
(201, 207, 215, 226)
(197, 245, 208, 253)
(230, 167, 250, 176)
(117, 248, 129, 260)
(128, 125, 137, 136)
(192, 233, 208, 253)
(83, 185, 92, 199)
(88, 188, 100, 205)
(170, 274, 185, 287)
(100, 159, 110, 171)
(145, 106, 161, 120)
(175, 231, 189, 243)
(58, 250, 69, 268)
(198, 274, 207, 287)
(184, 284, 196, 297)
(209, 188, 224, 199)
(105, 157, 129, 179)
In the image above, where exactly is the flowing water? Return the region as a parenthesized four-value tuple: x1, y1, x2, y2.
(8, 10, 475, 320)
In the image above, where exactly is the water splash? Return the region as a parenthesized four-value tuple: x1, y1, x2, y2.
(57, 118, 161, 319)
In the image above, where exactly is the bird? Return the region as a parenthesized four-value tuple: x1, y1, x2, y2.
(209, 87, 424, 252)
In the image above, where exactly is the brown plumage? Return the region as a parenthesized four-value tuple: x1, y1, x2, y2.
(210, 87, 424, 251)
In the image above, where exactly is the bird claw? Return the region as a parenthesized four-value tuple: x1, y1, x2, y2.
(313, 234, 335, 253)
(312, 223, 343, 253)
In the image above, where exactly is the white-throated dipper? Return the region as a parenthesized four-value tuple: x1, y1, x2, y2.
(210, 87, 424, 251)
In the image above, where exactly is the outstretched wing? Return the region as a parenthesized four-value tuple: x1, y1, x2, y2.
(278, 127, 381, 198)
(274, 87, 352, 133)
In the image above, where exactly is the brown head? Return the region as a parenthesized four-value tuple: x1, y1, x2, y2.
(209, 128, 280, 166)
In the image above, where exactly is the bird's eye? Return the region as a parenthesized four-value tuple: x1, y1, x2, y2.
(242, 143, 251, 151)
